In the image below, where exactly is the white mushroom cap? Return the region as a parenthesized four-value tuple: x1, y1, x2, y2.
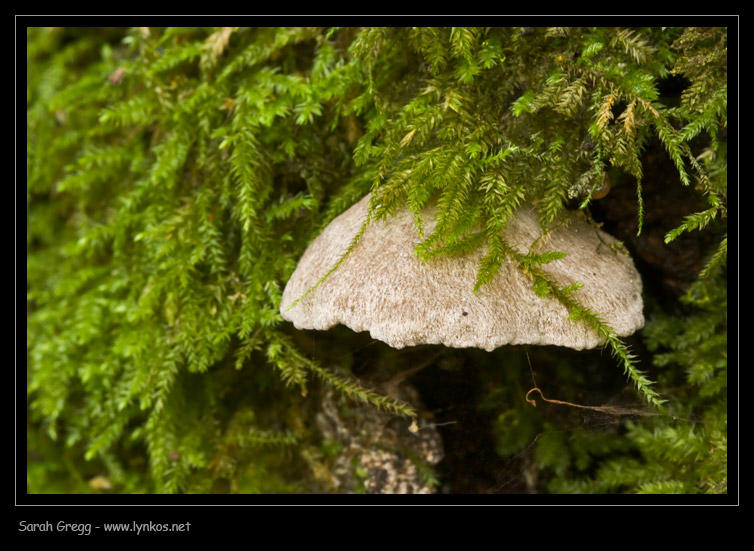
(280, 194, 644, 351)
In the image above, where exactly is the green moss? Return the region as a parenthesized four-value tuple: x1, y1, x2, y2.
(27, 26, 727, 494)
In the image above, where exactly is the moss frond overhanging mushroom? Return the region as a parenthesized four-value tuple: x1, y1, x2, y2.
(280, 194, 644, 352)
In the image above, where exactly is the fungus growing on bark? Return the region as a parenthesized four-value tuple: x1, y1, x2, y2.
(280, 194, 644, 351)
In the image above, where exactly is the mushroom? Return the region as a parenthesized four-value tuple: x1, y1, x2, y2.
(280, 194, 644, 351)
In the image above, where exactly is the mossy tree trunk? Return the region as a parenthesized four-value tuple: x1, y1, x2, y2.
(27, 26, 727, 494)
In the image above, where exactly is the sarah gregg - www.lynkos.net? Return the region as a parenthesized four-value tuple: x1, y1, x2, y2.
(19, 520, 191, 535)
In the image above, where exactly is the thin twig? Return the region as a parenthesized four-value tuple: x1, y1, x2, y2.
(525, 387, 660, 417)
